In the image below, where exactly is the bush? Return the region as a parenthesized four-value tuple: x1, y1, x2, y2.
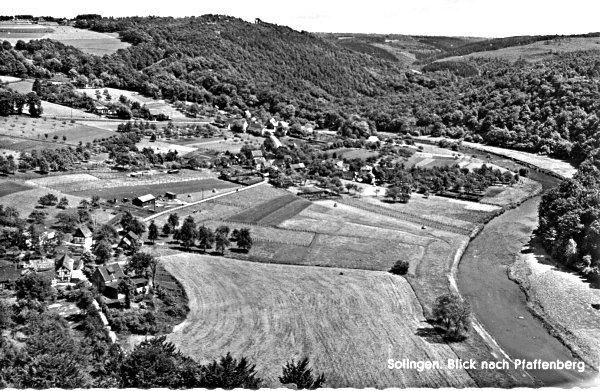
(389, 260, 409, 275)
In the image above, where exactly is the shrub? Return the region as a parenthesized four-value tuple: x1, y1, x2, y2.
(389, 260, 409, 275)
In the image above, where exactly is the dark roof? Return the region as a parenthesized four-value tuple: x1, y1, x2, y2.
(74, 226, 92, 238)
(0, 266, 21, 283)
(56, 253, 75, 271)
(95, 263, 125, 282)
(132, 277, 148, 286)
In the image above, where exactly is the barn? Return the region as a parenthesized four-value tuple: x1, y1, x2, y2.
(132, 194, 156, 208)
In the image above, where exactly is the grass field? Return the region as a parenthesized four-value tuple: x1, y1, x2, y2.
(0, 25, 129, 55)
(163, 254, 476, 388)
(227, 194, 311, 225)
(77, 87, 186, 119)
(0, 181, 33, 198)
(0, 116, 113, 147)
(67, 178, 238, 200)
(440, 37, 600, 63)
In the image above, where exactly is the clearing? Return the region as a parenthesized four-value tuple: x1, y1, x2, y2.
(0, 25, 129, 55)
(163, 253, 476, 388)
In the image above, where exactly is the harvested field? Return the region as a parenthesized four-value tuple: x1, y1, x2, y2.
(324, 147, 378, 160)
(27, 173, 100, 188)
(359, 194, 498, 227)
(227, 194, 311, 225)
(68, 178, 238, 200)
(163, 254, 476, 388)
(0, 181, 32, 197)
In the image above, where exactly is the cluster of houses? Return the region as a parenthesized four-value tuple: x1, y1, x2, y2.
(0, 217, 149, 308)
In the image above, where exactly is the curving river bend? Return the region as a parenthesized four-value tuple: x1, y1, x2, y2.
(456, 166, 596, 386)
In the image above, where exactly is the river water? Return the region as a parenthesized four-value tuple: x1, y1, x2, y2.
(456, 165, 597, 386)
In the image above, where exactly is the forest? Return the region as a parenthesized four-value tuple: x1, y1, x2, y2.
(538, 149, 600, 276)
(1, 16, 600, 162)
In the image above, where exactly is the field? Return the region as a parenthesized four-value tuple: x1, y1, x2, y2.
(415, 137, 577, 179)
(0, 186, 86, 220)
(324, 147, 379, 160)
(136, 139, 197, 155)
(163, 254, 477, 388)
(0, 25, 130, 55)
(77, 87, 187, 119)
(0, 116, 113, 149)
(66, 177, 238, 200)
(0, 181, 32, 197)
(439, 37, 600, 63)
(227, 193, 311, 225)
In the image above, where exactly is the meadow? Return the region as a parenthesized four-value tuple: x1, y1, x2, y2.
(163, 254, 477, 388)
(0, 25, 129, 55)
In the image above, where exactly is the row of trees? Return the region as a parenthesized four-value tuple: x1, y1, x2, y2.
(166, 214, 253, 253)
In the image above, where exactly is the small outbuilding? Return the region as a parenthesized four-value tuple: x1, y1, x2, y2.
(132, 194, 156, 208)
(165, 192, 177, 200)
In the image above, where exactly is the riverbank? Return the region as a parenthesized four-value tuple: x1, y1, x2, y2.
(509, 236, 600, 372)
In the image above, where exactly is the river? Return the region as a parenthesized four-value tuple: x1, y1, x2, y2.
(456, 164, 597, 386)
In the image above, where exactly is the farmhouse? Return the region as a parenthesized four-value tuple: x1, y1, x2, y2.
(91, 263, 125, 293)
(55, 253, 85, 283)
(120, 231, 141, 250)
(93, 103, 109, 115)
(72, 226, 93, 251)
(269, 135, 283, 149)
(133, 194, 156, 208)
(0, 265, 21, 290)
(290, 162, 306, 170)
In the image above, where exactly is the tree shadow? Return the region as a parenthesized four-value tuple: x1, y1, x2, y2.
(415, 327, 446, 344)
(230, 248, 249, 254)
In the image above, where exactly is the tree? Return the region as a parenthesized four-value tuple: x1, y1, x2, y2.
(128, 218, 147, 236)
(197, 225, 215, 252)
(231, 228, 253, 252)
(57, 197, 69, 209)
(120, 335, 201, 388)
(93, 240, 112, 264)
(161, 222, 172, 236)
(38, 193, 58, 207)
(431, 293, 471, 341)
(28, 210, 47, 225)
(15, 273, 54, 302)
(389, 260, 409, 275)
(56, 210, 79, 233)
(167, 213, 179, 229)
(148, 221, 159, 244)
(201, 353, 262, 389)
(79, 199, 90, 209)
(93, 224, 119, 244)
(385, 186, 400, 202)
(215, 230, 230, 255)
(178, 216, 197, 248)
(279, 357, 326, 389)
(127, 252, 155, 277)
(91, 195, 101, 208)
